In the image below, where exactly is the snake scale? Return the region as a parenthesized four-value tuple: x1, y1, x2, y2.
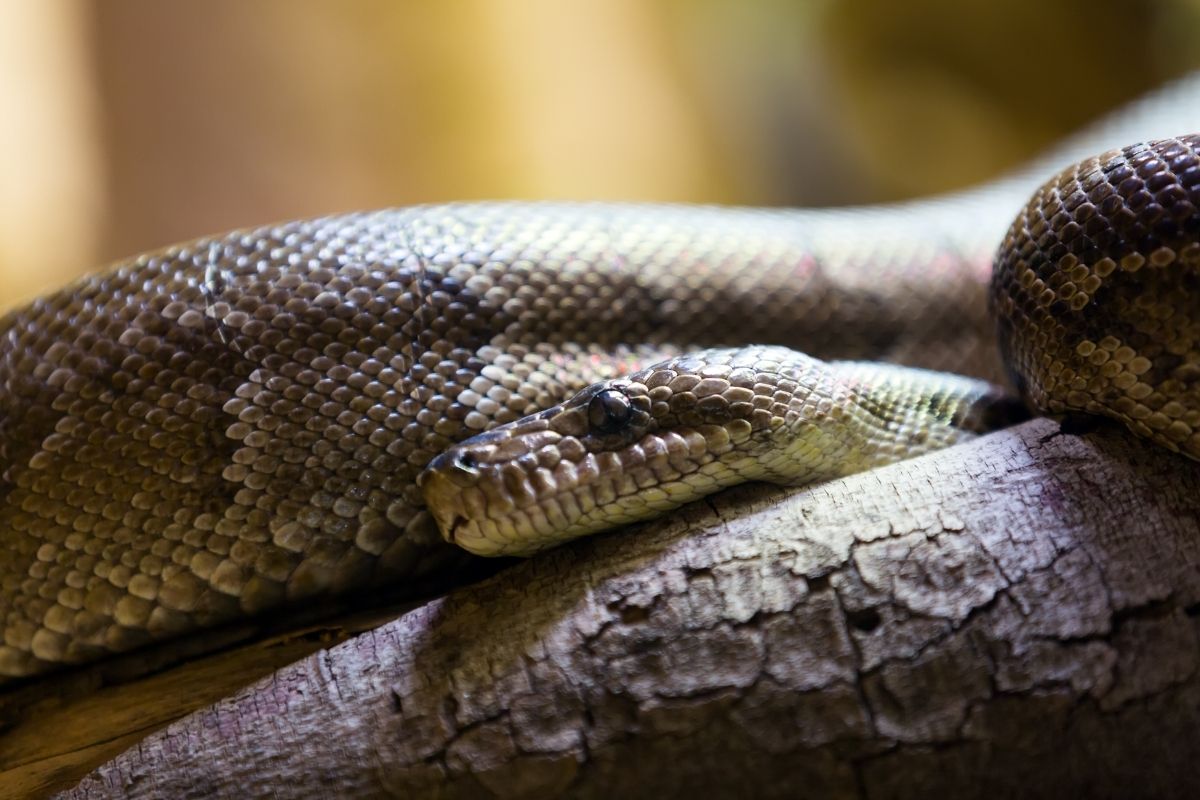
(1, 78, 1199, 681)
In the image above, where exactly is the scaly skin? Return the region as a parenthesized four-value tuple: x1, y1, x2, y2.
(419, 348, 1024, 556)
(421, 134, 1200, 556)
(2, 78, 1200, 680)
(0, 203, 1003, 680)
(994, 135, 1200, 453)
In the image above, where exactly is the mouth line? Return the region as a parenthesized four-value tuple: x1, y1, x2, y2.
(446, 514, 467, 544)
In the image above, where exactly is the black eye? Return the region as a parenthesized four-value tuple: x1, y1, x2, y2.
(587, 389, 632, 433)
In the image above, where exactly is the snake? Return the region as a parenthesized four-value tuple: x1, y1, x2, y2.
(1, 77, 1198, 682)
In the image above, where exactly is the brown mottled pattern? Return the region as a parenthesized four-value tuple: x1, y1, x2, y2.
(0, 203, 1004, 679)
(993, 134, 1200, 456)
(3, 72, 1200, 680)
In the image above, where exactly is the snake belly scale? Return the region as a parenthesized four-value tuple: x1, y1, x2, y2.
(2, 80, 1200, 679)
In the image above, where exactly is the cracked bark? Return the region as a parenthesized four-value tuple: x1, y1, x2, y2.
(63, 418, 1200, 799)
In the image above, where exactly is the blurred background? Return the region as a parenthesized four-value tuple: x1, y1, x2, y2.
(2, 0, 1199, 309)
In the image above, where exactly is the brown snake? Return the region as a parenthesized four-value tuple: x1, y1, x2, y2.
(2, 78, 1199, 680)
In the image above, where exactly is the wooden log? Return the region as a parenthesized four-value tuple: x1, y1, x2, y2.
(55, 418, 1200, 797)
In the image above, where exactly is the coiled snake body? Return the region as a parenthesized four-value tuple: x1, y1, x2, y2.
(2, 81, 1199, 680)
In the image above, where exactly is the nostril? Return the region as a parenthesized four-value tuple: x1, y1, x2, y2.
(453, 451, 479, 474)
(419, 450, 482, 491)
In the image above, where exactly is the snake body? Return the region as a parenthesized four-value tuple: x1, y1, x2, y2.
(2, 79, 1199, 680)
(424, 132, 1200, 556)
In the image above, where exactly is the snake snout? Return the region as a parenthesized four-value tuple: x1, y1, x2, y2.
(417, 457, 490, 552)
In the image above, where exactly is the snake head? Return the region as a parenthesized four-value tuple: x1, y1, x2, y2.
(417, 348, 792, 557)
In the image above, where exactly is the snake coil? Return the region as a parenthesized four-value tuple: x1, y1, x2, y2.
(1, 84, 1198, 680)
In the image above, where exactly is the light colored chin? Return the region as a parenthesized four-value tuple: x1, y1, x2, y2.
(444, 517, 505, 557)
(446, 515, 561, 558)
(450, 459, 753, 557)
(447, 508, 610, 558)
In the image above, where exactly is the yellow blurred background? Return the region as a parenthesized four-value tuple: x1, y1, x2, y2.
(2, 0, 1199, 308)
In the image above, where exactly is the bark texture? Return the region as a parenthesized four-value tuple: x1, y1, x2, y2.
(64, 419, 1200, 799)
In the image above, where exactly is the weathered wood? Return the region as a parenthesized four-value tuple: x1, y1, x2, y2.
(0, 599, 428, 798)
(56, 419, 1200, 798)
(0, 562, 503, 797)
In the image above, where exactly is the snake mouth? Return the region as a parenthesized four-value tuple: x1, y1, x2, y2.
(444, 514, 467, 545)
(418, 465, 480, 548)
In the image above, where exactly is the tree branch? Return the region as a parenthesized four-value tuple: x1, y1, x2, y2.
(64, 419, 1200, 798)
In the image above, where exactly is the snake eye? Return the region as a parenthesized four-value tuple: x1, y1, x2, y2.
(587, 389, 633, 433)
